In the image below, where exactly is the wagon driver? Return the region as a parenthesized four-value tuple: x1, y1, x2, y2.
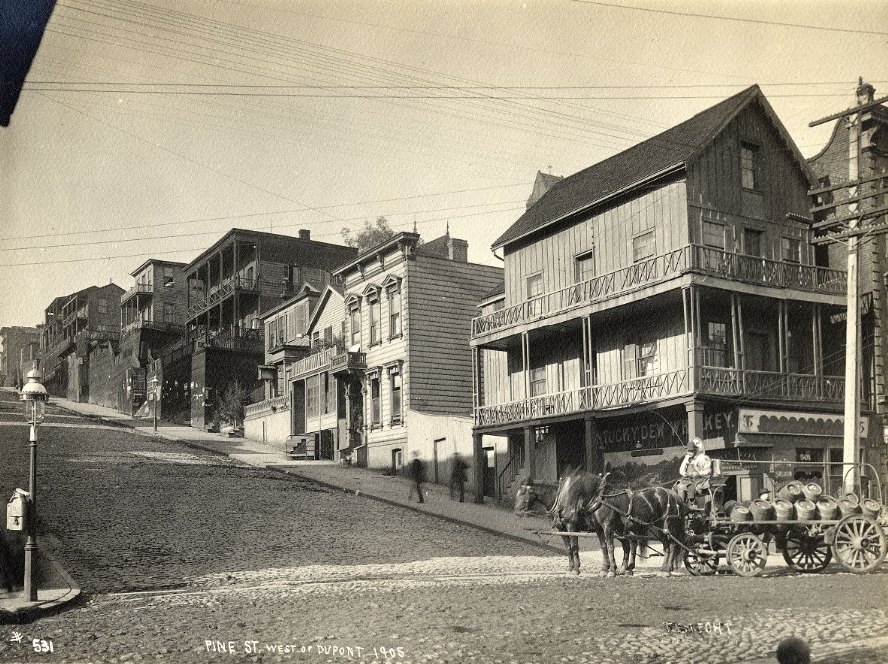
(675, 437, 712, 506)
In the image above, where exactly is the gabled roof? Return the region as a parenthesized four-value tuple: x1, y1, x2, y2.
(306, 285, 345, 334)
(492, 85, 815, 250)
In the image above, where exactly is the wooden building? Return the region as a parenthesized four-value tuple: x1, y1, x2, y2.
(98, 259, 190, 416)
(179, 228, 356, 429)
(37, 283, 124, 402)
(470, 86, 863, 503)
(0, 326, 39, 387)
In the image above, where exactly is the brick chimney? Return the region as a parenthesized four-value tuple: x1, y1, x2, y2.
(447, 236, 468, 263)
(857, 77, 876, 105)
(298, 229, 311, 240)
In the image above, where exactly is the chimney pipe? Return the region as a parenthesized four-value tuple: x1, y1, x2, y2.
(298, 229, 311, 240)
(857, 77, 876, 105)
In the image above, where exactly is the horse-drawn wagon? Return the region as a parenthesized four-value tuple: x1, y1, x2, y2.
(518, 459, 888, 578)
(683, 459, 887, 577)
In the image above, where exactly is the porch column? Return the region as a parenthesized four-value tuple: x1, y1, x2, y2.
(778, 300, 787, 374)
(472, 347, 481, 412)
(584, 416, 602, 474)
(686, 401, 705, 442)
(521, 332, 530, 399)
(472, 431, 485, 504)
(813, 303, 823, 376)
(731, 294, 741, 370)
(523, 425, 536, 480)
(683, 286, 696, 391)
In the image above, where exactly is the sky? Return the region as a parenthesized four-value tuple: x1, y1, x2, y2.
(1, 0, 887, 328)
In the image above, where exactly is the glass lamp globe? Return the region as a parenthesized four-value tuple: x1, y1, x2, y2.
(21, 369, 47, 424)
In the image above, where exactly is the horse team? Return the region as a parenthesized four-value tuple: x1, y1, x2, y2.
(514, 470, 687, 576)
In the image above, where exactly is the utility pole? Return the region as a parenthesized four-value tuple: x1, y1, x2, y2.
(809, 79, 888, 494)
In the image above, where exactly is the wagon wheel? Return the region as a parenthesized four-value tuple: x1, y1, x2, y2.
(832, 515, 887, 575)
(782, 528, 832, 573)
(684, 536, 727, 576)
(726, 533, 767, 577)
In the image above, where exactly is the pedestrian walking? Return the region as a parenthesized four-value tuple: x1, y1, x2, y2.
(449, 453, 468, 502)
(407, 452, 426, 503)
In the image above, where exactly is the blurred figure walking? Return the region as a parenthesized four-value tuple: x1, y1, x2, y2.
(408, 452, 426, 503)
(449, 453, 469, 502)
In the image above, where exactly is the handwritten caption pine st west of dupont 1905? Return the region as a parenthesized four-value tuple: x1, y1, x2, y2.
(205, 640, 405, 659)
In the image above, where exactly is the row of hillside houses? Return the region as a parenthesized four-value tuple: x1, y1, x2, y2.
(10, 83, 887, 503)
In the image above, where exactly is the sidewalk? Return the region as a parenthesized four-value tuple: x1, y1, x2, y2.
(47, 395, 563, 556)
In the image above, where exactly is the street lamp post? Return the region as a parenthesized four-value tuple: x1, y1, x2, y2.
(149, 375, 159, 433)
(20, 368, 47, 602)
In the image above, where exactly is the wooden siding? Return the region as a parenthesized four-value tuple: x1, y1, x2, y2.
(686, 101, 813, 262)
(595, 313, 685, 385)
(310, 291, 346, 340)
(502, 181, 688, 307)
(407, 258, 504, 415)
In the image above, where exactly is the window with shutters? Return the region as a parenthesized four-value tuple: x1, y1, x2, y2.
(702, 221, 726, 249)
(306, 374, 320, 418)
(324, 326, 333, 345)
(632, 230, 655, 262)
(574, 250, 595, 284)
(782, 237, 801, 263)
(324, 372, 335, 414)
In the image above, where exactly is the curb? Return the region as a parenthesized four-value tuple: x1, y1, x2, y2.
(54, 404, 563, 555)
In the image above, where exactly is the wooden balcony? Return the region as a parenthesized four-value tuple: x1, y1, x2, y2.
(330, 351, 367, 376)
(186, 275, 260, 318)
(474, 365, 845, 428)
(245, 394, 289, 420)
(120, 282, 154, 305)
(471, 245, 847, 340)
(197, 328, 264, 354)
(123, 319, 185, 337)
(291, 347, 338, 378)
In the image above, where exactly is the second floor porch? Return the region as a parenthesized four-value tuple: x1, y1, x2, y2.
(472, 285, 857, 430)
(472, 244, 846, 343)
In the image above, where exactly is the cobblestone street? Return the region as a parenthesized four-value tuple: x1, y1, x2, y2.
(1, 392, 887, 663)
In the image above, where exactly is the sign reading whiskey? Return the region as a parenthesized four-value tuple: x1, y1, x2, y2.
(599, 405, 738, 454)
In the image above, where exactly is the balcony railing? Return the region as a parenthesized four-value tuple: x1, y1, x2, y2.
(244, 394, 290, 419)
(187, 275, 260, 318)
(471, 245, 847, 339)
(330, 351, 367, 375)
(121, 282, 154, 304)
(123, 319, 186, 336)
(698, 366, 845, 402)
(291, 347, 338, 378)
(197, 328, 264, 354)
(475, 364, 845, 427)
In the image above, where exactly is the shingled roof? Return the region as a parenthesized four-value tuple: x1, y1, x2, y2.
(492, 85, 811, 250)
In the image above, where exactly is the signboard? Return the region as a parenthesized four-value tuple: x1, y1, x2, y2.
(738, 408, 868, 438)
(599, 405, 737, 455)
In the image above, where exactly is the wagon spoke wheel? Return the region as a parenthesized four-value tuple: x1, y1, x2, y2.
(782, 528, 832, 573)
(832, 515, 887, 575)
(684, 536, 727, 576)
(726, 533, 767, 577)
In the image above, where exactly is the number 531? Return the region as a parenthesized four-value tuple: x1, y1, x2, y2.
(32, 639, 54, 653)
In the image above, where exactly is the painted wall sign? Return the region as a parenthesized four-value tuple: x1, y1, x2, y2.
(599, 406, 736, 454)
(738, 408, 868, 438)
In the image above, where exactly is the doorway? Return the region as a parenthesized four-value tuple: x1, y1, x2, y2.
(483, 447, 496, 497)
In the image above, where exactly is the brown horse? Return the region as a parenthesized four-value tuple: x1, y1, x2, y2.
(514, 473, 633, 576)
(517, 471, 686, 576)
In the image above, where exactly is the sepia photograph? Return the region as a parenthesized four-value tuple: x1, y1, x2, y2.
(1, 1, 887, 662)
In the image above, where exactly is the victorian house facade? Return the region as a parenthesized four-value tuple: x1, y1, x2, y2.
(470, 86, 861, 503)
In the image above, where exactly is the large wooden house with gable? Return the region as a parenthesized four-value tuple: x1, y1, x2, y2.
(470, 86, 865, 504)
